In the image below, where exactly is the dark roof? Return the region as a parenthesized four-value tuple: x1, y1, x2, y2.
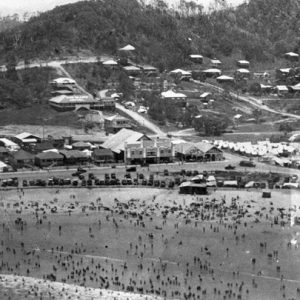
(35, 141, 55, 151)
(72, 141, 91, 148)
(59, 150, 88, 159)
(12, 150, 34, 160)
(35, 152, 64, 160)
(93, 148, 114, 157)
(0, 146, 8, 153)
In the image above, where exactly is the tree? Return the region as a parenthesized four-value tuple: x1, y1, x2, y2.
(194, 115, 229, 136)
(117, 72, 135, 99)
(279, 122, 294, 136)
(252, 108, 262, 124)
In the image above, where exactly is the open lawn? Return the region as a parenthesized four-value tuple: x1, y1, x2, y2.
(0, 187, 300, 299)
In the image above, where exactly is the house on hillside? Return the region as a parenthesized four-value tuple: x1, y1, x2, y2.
(123, 66, 142, 77)
(235, 68, 250, 79)
(49, 95, 102, 111)
(276, 85, 289, 97)
(284, 52, 299, 62)
(210, 59, 222, 67)
(216, 75, 234, 84)
(161, 90, 187, 106)
(104, 115, 132, 134)
(237, 60, 250, 68)
(125, 138, 174, 165)
(189, 54, 203, 64)
(51, 77, 76, 88)
(101, 128, 151, 161)
(202, 68, 222, 78)
(199, 92, 212, 103)
(35, 151, 64, 168)
(276, 68, 292, 82)
(138, 64, 158, 76)
(9, 150, 35, 168)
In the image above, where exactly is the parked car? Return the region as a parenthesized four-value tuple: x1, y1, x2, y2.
(127, 179, 133, 185)
(138, 173, 144, 180)
(239, 160, 256, 167)
(126, 166, 136, 172)
(154, 180, 160, 187)
(88, 173, 95, 180)
(78, 174, 85, 180)
(186, 170, 192, 177)
(72, 180, 78, 186)
(111, 173, 116, 179)
(168, 181, 175, 188)
(121, 179, 127, 185)
(22, 180, 28, 187)
(64, 178, 71, 185)
(225, 164, 236, 170)
(160, 181, 166, 188)
(192, 170, 199, 176)
(142, 179, 147, 186)
(77, 167, 87, 173)
(163, 169, 169, 176)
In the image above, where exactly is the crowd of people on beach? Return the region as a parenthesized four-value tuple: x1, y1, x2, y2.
(0, 187, 299, 300)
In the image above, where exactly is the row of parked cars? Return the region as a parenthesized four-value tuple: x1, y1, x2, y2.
(21, 172, 176, 188)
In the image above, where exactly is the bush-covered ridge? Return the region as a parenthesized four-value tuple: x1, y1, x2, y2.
(0, 0, 299, 69)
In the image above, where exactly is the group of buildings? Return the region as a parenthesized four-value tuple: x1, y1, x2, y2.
(0, 129, 224, 172)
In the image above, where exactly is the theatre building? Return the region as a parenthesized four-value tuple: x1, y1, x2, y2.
(124, 138, 174, 165)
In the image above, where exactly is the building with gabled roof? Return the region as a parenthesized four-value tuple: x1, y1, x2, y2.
(9, 149, 35, 168)
(35, 151, 64, 167)
(104, 114, 132, 133)
(15, 132, 41, 144)
(59, 150, 89, 165)
(175, 141, 223, 162)
(49, 95, 103, 111)
(101, 128, 150, 161)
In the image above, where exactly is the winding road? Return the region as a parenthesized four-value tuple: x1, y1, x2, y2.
(193, 79, 300, 120)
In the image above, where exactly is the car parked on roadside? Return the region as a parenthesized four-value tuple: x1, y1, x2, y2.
(239, 160, 256, 167)
(225, 164, 236, 170)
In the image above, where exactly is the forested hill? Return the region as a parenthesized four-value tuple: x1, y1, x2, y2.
(0, 0, 299, 70)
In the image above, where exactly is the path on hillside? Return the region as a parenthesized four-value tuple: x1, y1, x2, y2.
(4, 56, 165, 136)
(99, 89, 165, 136)
(193, 80, 300, 120)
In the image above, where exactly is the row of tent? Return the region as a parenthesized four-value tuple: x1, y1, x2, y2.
(213, 140, 296, 157)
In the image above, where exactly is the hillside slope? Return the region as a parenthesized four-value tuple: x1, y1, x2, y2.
(0, 0, 299, 69)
